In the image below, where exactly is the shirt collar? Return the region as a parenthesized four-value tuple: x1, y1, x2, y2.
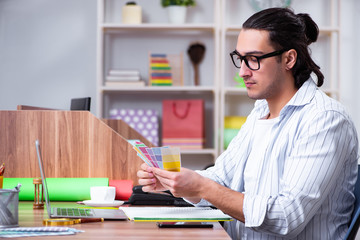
(286, 77, 317, 107)
(254, 77, 317, 115)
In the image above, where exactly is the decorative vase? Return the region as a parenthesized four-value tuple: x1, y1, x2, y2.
(167, 6, 187, 24)
(122, 3, 142, 24)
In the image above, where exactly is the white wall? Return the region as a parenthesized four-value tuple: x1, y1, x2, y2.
(0, 0, 97, 113)
(340, 0, 360, 138)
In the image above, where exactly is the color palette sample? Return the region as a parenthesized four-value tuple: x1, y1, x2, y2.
(128, 140, 181, 172)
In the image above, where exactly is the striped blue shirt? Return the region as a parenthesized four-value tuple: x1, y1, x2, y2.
(196, 78, 359, 239)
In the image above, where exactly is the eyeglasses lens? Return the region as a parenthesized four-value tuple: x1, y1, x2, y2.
(231, 54, 259, 70)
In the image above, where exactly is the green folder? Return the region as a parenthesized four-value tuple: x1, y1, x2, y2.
(3, 178, 108, 201)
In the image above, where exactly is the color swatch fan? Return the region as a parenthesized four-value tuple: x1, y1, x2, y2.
(128, 140, 181, 172)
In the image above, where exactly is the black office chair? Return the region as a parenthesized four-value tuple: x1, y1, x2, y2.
(344, 165, 360, 240)
(70, 97, 91, 111)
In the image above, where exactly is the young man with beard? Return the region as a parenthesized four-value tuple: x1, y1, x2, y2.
(137, 8, 358, 239)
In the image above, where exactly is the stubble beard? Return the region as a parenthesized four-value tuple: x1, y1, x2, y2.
(247, 80, 281, 100)
(246, 67, 283, 101)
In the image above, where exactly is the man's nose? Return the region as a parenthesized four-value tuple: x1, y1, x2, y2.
(239, 61, 252, 78)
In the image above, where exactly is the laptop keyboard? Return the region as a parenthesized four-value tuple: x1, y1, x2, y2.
(57, 208, 94, 217)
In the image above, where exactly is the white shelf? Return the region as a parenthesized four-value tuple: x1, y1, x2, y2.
(319, 26, 340, 34)
(223, 87, 339, 96)
(100, 86, 217, 92)
(181, 148, 217, 156)
(223, 87, 248, 95)
(224, 25, 340, 34)
(101, 23, 216, 31)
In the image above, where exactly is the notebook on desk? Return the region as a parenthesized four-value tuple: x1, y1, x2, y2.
(35, 139, 127, 220)
(120, 206, 232, 222)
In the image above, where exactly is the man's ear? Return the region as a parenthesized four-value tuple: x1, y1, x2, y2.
(284, 49, 297, 70)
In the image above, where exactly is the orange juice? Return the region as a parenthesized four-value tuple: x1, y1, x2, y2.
(0, 176, 3, 189)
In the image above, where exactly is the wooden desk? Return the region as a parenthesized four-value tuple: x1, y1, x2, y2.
(17, 202, 231, 239)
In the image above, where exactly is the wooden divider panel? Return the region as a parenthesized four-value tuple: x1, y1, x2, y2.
(0, 110, 150, 184)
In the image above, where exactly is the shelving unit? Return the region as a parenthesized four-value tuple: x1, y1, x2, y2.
(96, 0, 221, 169)
(96, 0, 340, 169)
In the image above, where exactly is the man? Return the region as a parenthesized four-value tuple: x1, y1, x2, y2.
(137, 8, 359, 239)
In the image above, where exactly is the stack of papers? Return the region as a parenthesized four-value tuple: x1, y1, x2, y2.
(105, 69, 145, 87)
(120, 207, 233, 222)
(128, 140, 181, 172)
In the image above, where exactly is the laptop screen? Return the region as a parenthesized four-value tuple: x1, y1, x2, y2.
(35, 139, 52, 218)
(70, 97, 91, 111)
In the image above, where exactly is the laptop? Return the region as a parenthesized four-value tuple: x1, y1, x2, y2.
(35, 139, 127, 220)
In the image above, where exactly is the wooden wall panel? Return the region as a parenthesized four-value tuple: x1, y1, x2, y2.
(0, 110, 148, 184)
(0, 111, 42, 178)
(51, 111, 91, 178)
(0, 111, 36, 177)
(89, 117, 115, 179)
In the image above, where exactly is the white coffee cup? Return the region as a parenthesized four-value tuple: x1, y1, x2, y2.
(90, 186, 116, 203)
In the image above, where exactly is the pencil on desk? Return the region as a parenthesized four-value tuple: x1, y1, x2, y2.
(79, 218, 104, 223)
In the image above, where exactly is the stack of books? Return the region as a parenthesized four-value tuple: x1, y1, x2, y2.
(149, 54, 173, 86)
(105, 69, 145, 87)
(162, 138, 204, 150)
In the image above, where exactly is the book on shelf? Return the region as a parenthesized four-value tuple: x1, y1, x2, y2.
(148, 52, 183, 86)
(108, 69, 140, 77)
(106, 75, 141, 82)
(151, 79, 172, 84)
(149, 53, 174, 86)
(162, 138, 204, 150)
(104, 80, 146, 87)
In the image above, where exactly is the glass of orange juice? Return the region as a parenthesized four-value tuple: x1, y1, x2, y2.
(0, 175, 3, 189)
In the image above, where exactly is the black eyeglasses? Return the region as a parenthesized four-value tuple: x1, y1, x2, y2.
(230, 49, 287, 70)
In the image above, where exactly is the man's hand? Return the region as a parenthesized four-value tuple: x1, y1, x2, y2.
(151, 167, 205, 199)
(137, 163, 245, 221)
(137, 163, 168, 192)
(137, 163, 204, 203)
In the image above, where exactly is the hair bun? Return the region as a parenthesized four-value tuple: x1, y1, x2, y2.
(297, 13, 319, 45)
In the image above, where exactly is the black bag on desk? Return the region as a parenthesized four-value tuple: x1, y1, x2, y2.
(127, 185, 192, 207)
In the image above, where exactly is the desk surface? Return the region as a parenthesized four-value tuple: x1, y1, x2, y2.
(17, 202, 231, 240)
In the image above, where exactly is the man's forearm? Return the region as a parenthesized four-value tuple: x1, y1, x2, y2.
(199, 177, 245, 222)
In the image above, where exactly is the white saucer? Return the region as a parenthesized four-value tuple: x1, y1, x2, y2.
(82, 200, 124, 207)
